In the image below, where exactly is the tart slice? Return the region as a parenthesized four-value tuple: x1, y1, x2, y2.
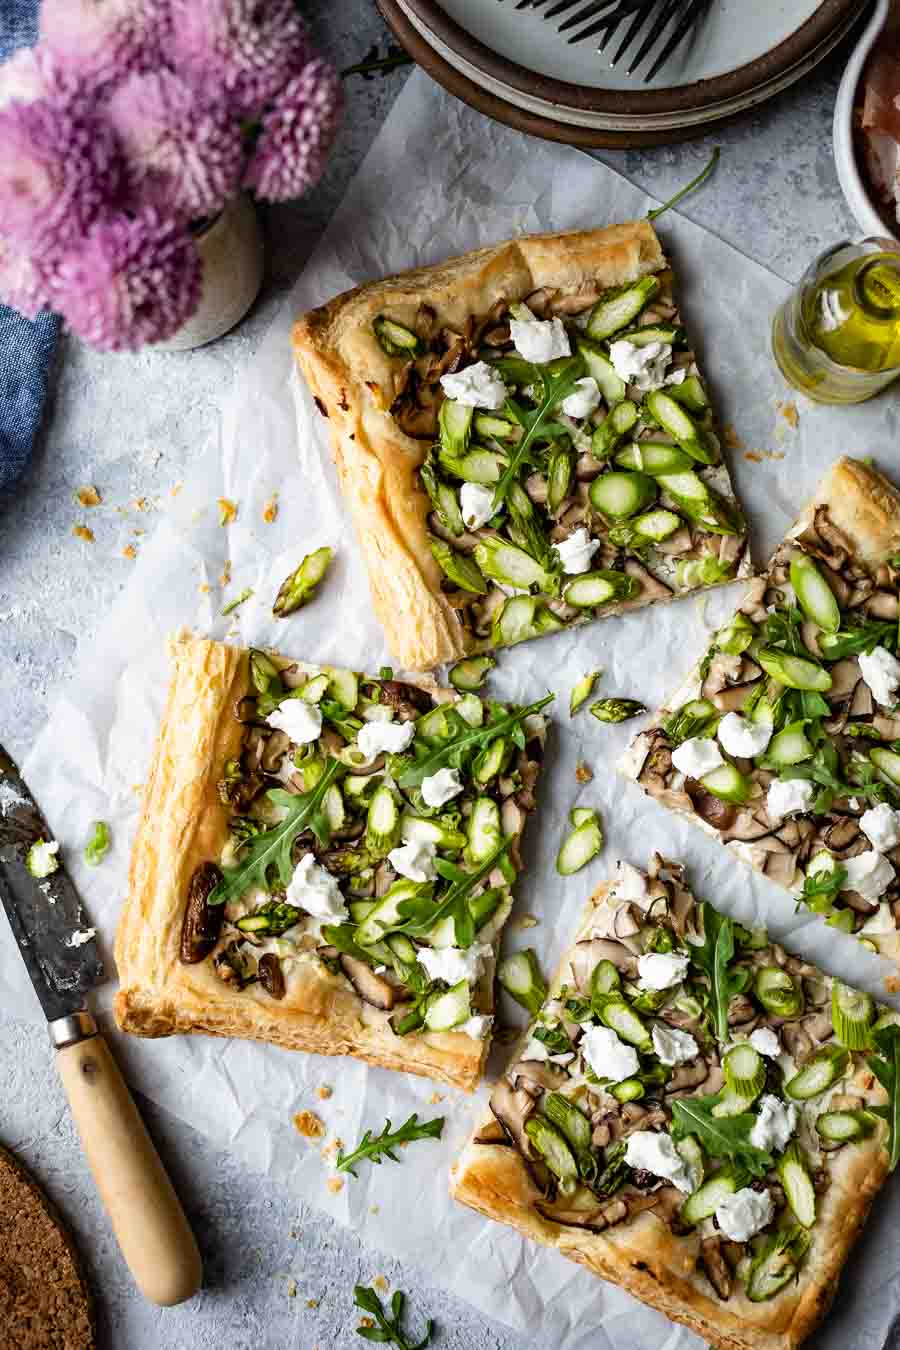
(115, 638, 550, 1091)
(451, 855, 895, 1350)
(292, 221, 751, 671)
(621, 457, 900, 979)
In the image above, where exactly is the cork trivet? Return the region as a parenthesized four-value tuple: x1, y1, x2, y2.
(0, 1144, 95, 1349)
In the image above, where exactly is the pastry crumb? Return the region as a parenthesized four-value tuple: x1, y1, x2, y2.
(575, 760, 593, 784)
(122, 544, 137, 560)
(220, 559, 232, 587)
(370, 1204, 379, 1216)
(263, 493, 279, 523)
(133, 496, 151, 512)
(72, 525, 94, 543)
(427, 1092, 444, 1105)
(372, 1275, 389, 1292)
(320, 1136, 343, 1161)
(316, 1085, 333, 1101)
(326, 1177, 344, 1195)
(218, 497, 238, 525)
(286, 1278, 297, 1298)
(358, 1317, 375, 1330)
(171, 481, 183, 497)
(721, 424, 743, 451)
(293, 1110, 325, 1140)
(517, 913, 538, 930)
(744, 447, 784, 464)
(75, 485, 101, 507)
(199, 582, 210, 594)
(306, 1297, 319, 1309)
(776, 400, 799, 429)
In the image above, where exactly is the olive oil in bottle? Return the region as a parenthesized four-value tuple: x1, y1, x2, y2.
(772, 239, 900, 403)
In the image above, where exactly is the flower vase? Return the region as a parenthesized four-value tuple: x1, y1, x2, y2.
(156, 193, 264, 351)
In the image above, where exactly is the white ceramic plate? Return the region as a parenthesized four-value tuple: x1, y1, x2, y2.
(833, 0, 897, 241)
(436, 0, 825, 93)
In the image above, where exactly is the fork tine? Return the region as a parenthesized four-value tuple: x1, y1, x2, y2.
(637, 0, 708, 79)
(609, 0, 652, 65)
(621, 0, 679, 63)
(545, 0, 608, 22)
(557, 0, 619, 35)
(565, 0, 645, 44)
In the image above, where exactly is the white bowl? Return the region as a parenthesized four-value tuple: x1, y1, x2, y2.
(833, 0, 896, 241)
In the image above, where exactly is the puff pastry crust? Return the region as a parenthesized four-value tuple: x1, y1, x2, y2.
(115, 637, 492, 1091)
(292, 223, 684, 671)
(620, 456, 900, 983)
(451, 879, 890, 1350)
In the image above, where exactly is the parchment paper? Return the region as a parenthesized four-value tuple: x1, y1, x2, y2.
(12, 71, 900, 1348)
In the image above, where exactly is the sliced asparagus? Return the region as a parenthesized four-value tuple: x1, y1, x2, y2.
(644, 390, 715, 465)
(615, 323, 685, 348)
(577, 339, 626, 405)
(616, 442, 694, 475)
(547, 446, 575, 514)
(591, 401, 640, 462)
(439, 446, 507, 484)
(273, 546, 333, 616)
(755, 966, 803, 1018)
(474, 536, 557, 592)
(831, 979, 874, 1050)
(449, 656, 495, 692)
(557, 815, 603, 875)
(790, 555, 840, 633)
(585, 277, 660, 341)
(366, 785, 401, 858)
(563, 570, 638, 609)
(498, 949, 547, 1015)
(438, 398, 474, 457)
(423, 980, 470, 1031)
(777, 1143, 816, 1228)
(420, 459, 465, 537)
(784, 1045, 850, 1100)
(756, 648, 832, 693)
(429, 537, 487, 594)
(570, 671, 600, 715)
(373, 315, 422, 356)
(466, 796, 502, 864)
(667, 375, 708, 412)
(590, 698, 647, 724)
(589, 469, 657, 519)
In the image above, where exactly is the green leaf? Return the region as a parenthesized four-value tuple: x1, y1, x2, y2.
(670, 1096, 773, 1177)
(647, 147, 720, 222)
(819, 619, 897, 660)
(353, 1284, 435, 1350)
(391, 836, 513, 948)
(398, 694, 553, 790)
(867, 1024, 900, 1171)
(687, 902, 746, 1043)
(209, 758, 344, 906)
(83, 820, 111, 867)
(492, 355, 586, 509)
(337, 1113, 444, 1178)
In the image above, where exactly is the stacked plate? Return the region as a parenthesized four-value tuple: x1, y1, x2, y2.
(377, 0, 866, 147)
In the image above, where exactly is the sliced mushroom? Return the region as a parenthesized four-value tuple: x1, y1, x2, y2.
(235, 694, 262, 724)
(348, 752, 387, 777)
(523, 287, 555, 317)
(377, 679, 433, 717)
(822, 815, 864, 857)
(550, 290, 605, 316)
(665, 1060, 709, 1094)
(473, 1118, 510, 1146)
(685, 780, 737, 832)
(875, 713, 900, 740)
(763, 851, 799, 888)
(212, 941, 256, 988)
(413, 302, 437, 342)
(780, 1021, 814, 1065)
(525, 473, 549, 504)
(613, 903, 644, 939)
(511, 1059, 569, 1095)
(428, 513, 481, 553)
(700, 1236, 733, 1300)
(258, 953, 286, 1000)
(622, 558, 673, 605)
(339, 955, 396, 1010)
(800, 620, 823, 659)
(535, 1197, 628, 1231)
(803, 1011, 834, 1043)
(179, 862, 224, 964)
(727, 994, 757, 1026)
(490, 1079, 539, 1159)
(570, 939, 637, 990)
(850, 680, 875, 718)
(261, 728, 291, 774)
(575, 452, 603, 482)
(866, 589, 900, 619)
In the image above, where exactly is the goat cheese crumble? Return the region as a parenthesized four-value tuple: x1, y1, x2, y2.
(388, 838, 437, 883)
(286, 853, 348, 922)
(638, 951, 689, 991)
(555, 526, 601, 575)
(671, 736, 724, 779)
(749, 1027, 781, 1058)
(581, 1024, 639, 1082)
(766, 777, 816, 821)
(357, 719, 416, 762)
(860, 802, 900, 853)
(460, 482, 496, 530)
(560, 376, 601, 419)
(715, 1187, 774, 1242)
(440, 361, 508, 410)
(842, 850, 895, 902)
(608, 339, 672, 392)
(417, 943, 491, 987)
(717, 711, 772, 758)
(859, 645, 900, 708)
(750, 1094, 797, 1152)
(509, 307, 571, 363)
(421, 767, 464, 808)
(266, 700, 322, 745)
(651, 1023, 698, 1065)
(624, 1130, 697, 1194)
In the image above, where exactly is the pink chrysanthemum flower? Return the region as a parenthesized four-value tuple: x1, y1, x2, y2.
(169, 0, 310, 116)
(108, 71, 244, 221)
(243, 59, 343, 203)
(53, 210, 201, 351)
(40, 0, 170, 87)
(0, 46, 55, 111)
(0, 95, 120, 252)
(0, 236, 50, 320)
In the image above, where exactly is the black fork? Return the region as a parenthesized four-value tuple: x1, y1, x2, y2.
(507, 0, 713, 83)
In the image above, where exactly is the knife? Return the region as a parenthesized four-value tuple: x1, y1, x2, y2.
(0, 745, 201, 1307)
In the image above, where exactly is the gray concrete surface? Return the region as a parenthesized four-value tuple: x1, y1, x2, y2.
(0, 2, 868, 1345)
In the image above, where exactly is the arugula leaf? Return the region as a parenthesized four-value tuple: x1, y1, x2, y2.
(491, 355, 586, 509)
(867, 1024, 900, 1172)
(533, 1023, 573, 1055)
(662, 703, 719, 747)
(83, 820, 111, 867)
(779, 742, 886, 806)
(687, 902, 745, 1043)
(670, 1096, 773, 1177)
(819, 619, 897, 660)
(391, 837, 512, 947)
(209, 758, 344, 906)
(354, 1285, 435, 1349)
(336, 1113, 444, 1177)
(797, 863, 847, 913)
(398, 693, 553, 789)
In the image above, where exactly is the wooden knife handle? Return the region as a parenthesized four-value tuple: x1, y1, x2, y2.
(55, 1029, 202, 1306)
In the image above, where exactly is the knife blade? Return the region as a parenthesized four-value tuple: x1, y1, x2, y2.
(0, 747, 103, 1021)
(0, 742, 201, 1307)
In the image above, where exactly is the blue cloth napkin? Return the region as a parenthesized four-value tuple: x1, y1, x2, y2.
(0, 0, 60, 495)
